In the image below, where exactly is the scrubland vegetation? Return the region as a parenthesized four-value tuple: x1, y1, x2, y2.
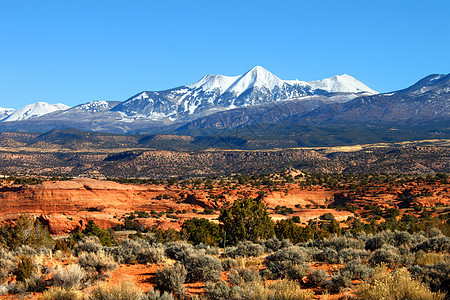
(0, 172, 448, 299)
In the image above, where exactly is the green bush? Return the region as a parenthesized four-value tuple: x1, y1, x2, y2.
(0, 215, 54, 251)
(79, 220, 115, 247)
(15, 255, 35, 282)
(181, 218, 222, 246)
(220, 198, 275, 245)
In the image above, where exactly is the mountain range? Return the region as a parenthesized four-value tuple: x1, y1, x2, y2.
(0, 67, 448, 148)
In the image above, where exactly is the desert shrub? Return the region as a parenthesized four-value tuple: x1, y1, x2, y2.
(0, 284, 8, 295)
(51, 264, 86, 289)
(364, 231, 395, 251)
(164, 241, 194, 261)
(269, 280, 315, 300)
(280, 239, 293, 249)
(14, 271, 47, 293)
(365, 235, 385, 251)
(356, 267, 445, 300)
(232, 281, 270, 300)
(306, 269, 327, 287)
(15, 255, 36, 282)
(154, 263, 186, 295)
(0, 247, 15, 283)
(228, 268, 260, 286)
(73, 236, 102, 255)
(338, 248, 370, 263)
(137, 246, 165, 264)
(339, 260, 373, 280)
(265, 237, 282, 252)
(143, 288, 175, 300)
(410, 262, 450, 294)
(90, 282, 143, 300)
(414, 252, 447, 267)
(312, 235, 365, 251)
(393, 231, 412, 247)
(195, 243, 220, 256)
(320, 213, 335, 221)
(413, 236, 450, 252)
(40, 287, 85, 300)
(204, 281, 232, 300)
(427, 228, 444, 238)
(77, 251, 117, 279)
(106, 238, 156, 264)
(327, 272, 352, 293)
(222, 258, 239, 271)
(224, 241, 265, 258)
(183, 254, 223, 282)
(314, 247, 340, 264)
(265, 246, 310, 279)
(15, 245, 37, 256)
(368, 246, 401, 268)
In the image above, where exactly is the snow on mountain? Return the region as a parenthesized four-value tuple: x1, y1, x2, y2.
(111, 66, 378, 121)
(287, 74, 378, 94)
(2, 102, 70, 122)
(188, 74, 238, 93)
(71, 100, 120, 112)
(0, 108, 15, 120)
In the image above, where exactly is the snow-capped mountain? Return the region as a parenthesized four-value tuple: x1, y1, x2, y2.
(0, 108, 15, 120)
(2, 102, 70, 122)
(112, 66, 377, 121)
(71, 100, 120, 112)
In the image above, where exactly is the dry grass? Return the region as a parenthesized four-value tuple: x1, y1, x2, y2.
(40, 287, 86, 300)
(414, 252, 447, 267)
(269, 280, 315, 300)
(356, 266, 445, 300)
(90, 281, 143, 300)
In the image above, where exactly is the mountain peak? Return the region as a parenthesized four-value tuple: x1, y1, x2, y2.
(226, 66, 284, 94)
(306, 74, 378, 94)
(2, 102, 70, 122)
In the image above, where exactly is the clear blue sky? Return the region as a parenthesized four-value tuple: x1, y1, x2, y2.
(1, 0, 449, 109)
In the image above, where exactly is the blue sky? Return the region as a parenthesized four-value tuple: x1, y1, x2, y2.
(1, 0, 449, 109)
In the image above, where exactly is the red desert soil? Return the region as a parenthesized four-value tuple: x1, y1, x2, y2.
(0, 178, 448, 235)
